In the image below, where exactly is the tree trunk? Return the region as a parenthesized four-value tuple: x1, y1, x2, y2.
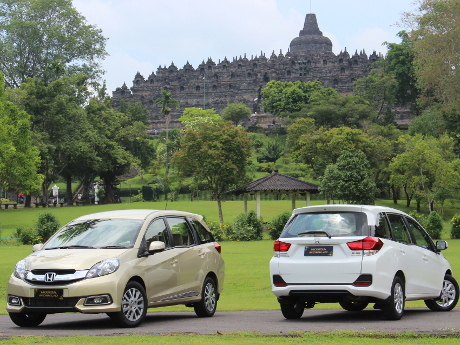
(217, 198, 224, 224)
(65, 174, 73, 205)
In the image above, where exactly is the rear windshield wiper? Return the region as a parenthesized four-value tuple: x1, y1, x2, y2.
(297, 230, 332, 239)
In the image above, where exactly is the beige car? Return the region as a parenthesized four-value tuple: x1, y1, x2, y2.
(7, 209, 225, 328)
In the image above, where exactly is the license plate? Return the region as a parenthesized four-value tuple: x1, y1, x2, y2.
(34, 289, 63, 299)
(304, 246, 333, 256)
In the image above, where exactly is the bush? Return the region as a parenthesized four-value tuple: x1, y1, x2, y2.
(206, 221, 233, 242)
(231, 211, 264, 241)
(14, 226, 39, 245)
(267, 211, 291, 240)
(425, 211, 443, 239)
(409, 212, 428, 228)
(35, 213, 60, 242)
(451, 213, 460, 239)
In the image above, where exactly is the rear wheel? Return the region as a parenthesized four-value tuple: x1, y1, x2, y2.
(9, 313, 46, 327)
(109, 281, 147, 328)
(194, 277, 217, 317)
(425, 275, 459, 311)
(382, 276, 405, 320)
(279, 298, 304, 319)
(339, 301, 369, 311)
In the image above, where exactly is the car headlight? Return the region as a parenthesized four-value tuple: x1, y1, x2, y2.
(14, 260, 27, 280)
(86, 258, 120, 279)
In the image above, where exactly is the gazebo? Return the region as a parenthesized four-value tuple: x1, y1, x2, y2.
(226, 170, 320, 218)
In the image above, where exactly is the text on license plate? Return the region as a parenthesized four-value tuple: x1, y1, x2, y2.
(34, 289, 63, 299)
(304, 246, 333, 256)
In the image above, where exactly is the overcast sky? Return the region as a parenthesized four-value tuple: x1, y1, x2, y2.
(72, 0, 417, 94)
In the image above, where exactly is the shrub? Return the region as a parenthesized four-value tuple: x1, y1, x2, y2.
(231, 211, 263, 241)
(267, 211, 291, 240)
(451, 214, 460, 239)
(425, 211, 443, 239)
(35, 213, 60, 242)
(206, 221, 233, 242)
(409, 212, 428, 228)
(14, 226, 39, 245)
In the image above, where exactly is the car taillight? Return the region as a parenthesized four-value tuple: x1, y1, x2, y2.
(274, 240, 291, 252)
(213, 242, 222, 254)
(347, 237, 383, 256)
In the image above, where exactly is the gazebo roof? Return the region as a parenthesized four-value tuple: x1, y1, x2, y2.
(226, 171, 320, 195)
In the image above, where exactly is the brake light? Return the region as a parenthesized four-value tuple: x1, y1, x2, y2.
(274, 240, 291, 252)
(213, 242, 222, 254)
(347, 237, 383, 256)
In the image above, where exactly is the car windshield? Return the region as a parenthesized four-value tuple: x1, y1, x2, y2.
(43, 219, 143, 249)
(280, 212, 369, 238)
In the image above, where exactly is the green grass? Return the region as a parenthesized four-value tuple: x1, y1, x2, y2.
(1, 332, 460, 344)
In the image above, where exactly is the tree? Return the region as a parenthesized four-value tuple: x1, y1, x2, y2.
(0, 0, 107, 88)
(321, 150, 377, 204)
(222, 102, 251, 125)
(0, 72, 41, 200)
(404, 0, 460, 110)
(179, 107, 223, 130)
(257, 141, 284, 163)
(173, 122, 251, 223)
(260, 80, 337, 115)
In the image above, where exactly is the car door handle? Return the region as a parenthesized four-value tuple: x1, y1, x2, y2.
(399, 249, 405, 255)
(171, 259, 178, 267)
(198, 249, 206, 258)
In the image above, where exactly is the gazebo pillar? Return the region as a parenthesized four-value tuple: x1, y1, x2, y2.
(291, 192, 296, 210)
(306, 192, 311, 206)
(243, 194, 248, 213)
(256, 191, 261, 218)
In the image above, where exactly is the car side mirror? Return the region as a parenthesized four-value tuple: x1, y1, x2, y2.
(149, 241, 166, 253)
(436, 240, 448, 251)
(32, 243, 44, 252)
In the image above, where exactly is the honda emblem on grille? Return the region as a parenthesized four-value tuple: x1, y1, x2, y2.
(44, 272, 57, 282)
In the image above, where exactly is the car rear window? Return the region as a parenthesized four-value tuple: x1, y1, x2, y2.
(280, 212, 369, 238)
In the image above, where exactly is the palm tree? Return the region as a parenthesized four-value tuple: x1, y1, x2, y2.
(154, 90, 179, 175)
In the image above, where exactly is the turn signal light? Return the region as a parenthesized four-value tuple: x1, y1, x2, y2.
(347, 237, 383, 256)
(213, 242, 222, 254)
(274, 240, 291, 252)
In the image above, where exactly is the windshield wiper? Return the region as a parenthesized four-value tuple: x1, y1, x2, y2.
(99, 245, 128, 249)
(45, 245, 96, 250)
(297, 230, 332, 239)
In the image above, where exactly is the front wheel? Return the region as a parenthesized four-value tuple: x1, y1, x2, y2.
(108, 281, 147, 328)
(9, 313, 46, 327)
(339, 300, 369, 312)
(194, 277, 218, 317)
(425, 274, 459, 311)
(382, 276, 405, 320)
(279, 298, 304, 319)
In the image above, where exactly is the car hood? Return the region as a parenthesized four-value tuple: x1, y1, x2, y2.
(23, 249, 130, 271)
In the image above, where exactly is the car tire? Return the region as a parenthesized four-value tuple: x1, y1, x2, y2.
(9, 313, 46, 327)
(279, 298, 304, 319)
(382, 276, 405, 320)
(339, 301, 369, 311)
(194, 277, 218, 317)
(424, 274, 459, 312)
(109, 281, 147, 328)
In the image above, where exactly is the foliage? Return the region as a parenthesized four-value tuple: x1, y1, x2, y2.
(222, 102, 252, 125)
(179, 107, 222, 130)
(205, 221, 233, 242)
(231, 211, 264, 241)
(267, 211, 291, 240)
(35, 212, 60, 242)
(408, 107, 446, 137)
(425, 211, 443, 239)
(14, 226, 39, 245)
(0, 0, 107, 88)
(260, 80, 337, 115)
(321, 150, 377, 204)
(451, 213, 460, 239)
(173, 121, 251, 223)
(257, 141, 284, 163)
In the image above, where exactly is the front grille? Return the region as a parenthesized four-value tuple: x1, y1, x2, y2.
(24, 278, 85, 286)
(31, 269, 76, 275)
(24, 297, 80, 308)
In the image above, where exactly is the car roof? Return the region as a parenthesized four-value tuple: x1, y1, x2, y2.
(293, 204, 409, 217)
(74, 209, 203, 222)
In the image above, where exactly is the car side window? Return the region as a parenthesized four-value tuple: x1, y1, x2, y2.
(387, 213, 413, 244)
(374, 213, 392, 239)
(405, 217, 433, 250)
(189, 219, 214, 243)
(167, 217, 196, 247)
(145, 218, 171, 249)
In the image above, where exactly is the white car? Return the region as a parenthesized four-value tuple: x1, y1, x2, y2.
(7, 209, 225, 328)
(270, 205, 458, 320)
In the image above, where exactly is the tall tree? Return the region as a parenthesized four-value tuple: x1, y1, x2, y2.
(0, 0, 107, 88)
(173, 122, 251, 223)
(179, 107, 223, 130)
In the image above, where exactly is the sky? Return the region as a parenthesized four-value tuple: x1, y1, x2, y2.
(72, 0, 417, 94)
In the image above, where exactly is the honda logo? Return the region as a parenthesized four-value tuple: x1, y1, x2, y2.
(44, 272, 56, 282)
